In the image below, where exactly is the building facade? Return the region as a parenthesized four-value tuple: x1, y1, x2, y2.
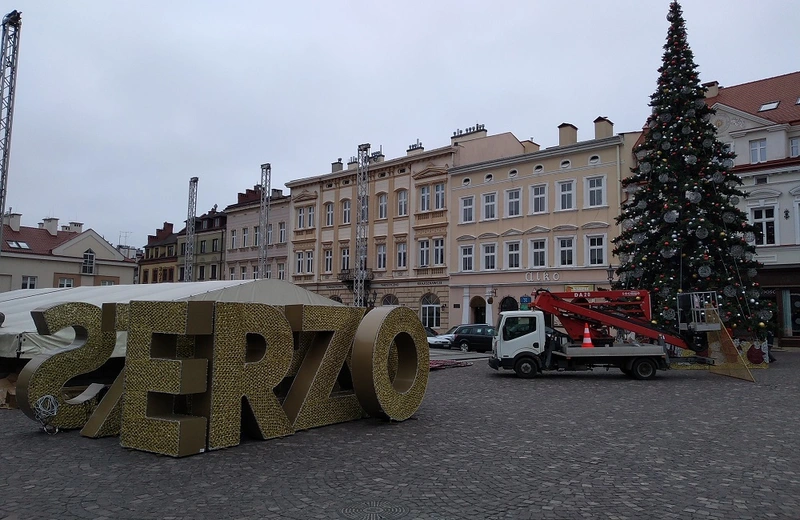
(1, 214, 135, 291)
(223, 186, 290, 281)
(285, 126, 532, 331)
(176, 207, 226, 282)
(139, 222, 178, 284)
(704, 72, 800, 346)
(448, 118, 640, 326)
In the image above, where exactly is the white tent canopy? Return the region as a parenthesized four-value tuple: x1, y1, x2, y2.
(0, 280, 343, 359)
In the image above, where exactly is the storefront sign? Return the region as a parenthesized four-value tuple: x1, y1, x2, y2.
(525, 271, 561, 282)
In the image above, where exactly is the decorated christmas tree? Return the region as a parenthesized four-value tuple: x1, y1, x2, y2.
(612, 1, 773, 336)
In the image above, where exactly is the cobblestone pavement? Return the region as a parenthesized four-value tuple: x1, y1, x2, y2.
(1, 353, 798, 520)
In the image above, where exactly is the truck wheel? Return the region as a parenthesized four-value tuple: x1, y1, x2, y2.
(514, 357, 538, 379)
(631, 358, 657, 381)
(459, 341, 470, 352)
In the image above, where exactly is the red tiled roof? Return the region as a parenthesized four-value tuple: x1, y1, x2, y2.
(705, 71, 800, 125)
(1, 225, 78, 255)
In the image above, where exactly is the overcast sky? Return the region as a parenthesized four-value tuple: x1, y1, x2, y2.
(6, 1, 798, 248)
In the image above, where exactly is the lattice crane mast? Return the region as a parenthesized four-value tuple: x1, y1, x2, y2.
(353, 144, 370, 307)
(0, 10, 22, 261)
(184, 177, 198, 282)
(258, 163, 271, 279)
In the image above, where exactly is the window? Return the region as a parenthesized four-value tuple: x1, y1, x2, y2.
(382, 294, 399, 306)
(397, 190, 408, 216)
(557, 181, 574, 210)
(461, 196, 474, 223)
(297, 207, 305, 229)
(296, 252, 304, 274)
(325, 202, 334, 226)
(202, 220, 209, 230)
(212, 238, 219, 252)
(418, 239, 430, 267)
(324, 250, 333, 272)
(378, 194, 387, 219)
(586, 176, 604, 207)
(483, 193, 497, 220)
(200, 240, 207, 253)
(754, 175, 768, 185)
(557, 237, 575, 266)
(267, 224, 273, 245)
(242, 228, 249, 247)
(460, 245, 474, 272)
(420, 185, 431, 211)
(790, 138, 799, 158)
(529, 239, 547, 268)
(751, 207, 776, 245)
(100, 280, 115, 286)
(240, 266, 247, 279)
(359, 196, 369, 223)
(306, 251, 314, 273)
(342, 200, 351, 224)
(214, 217, 220, 227)
(509, 169, 518, 178)
(58, 277, 73, 288)
(560, 160, 571, 169)
(229, 267, 235, 280)
(82, 249, 95, 275)
(485, 174, 493, 183)
(759, 101, 779, 112)
(589, 155, 600, 165)
(279, 222, 286, 243)
(482, 243, 496, 270)
(308, 206, 315, 228)
(377, 244, 387, 269)
(211, 264, 217, 280)
(230, 230, 237, 249)
(506, 189, 521, 217)
(167, 246, 174, 256)
(462, 178, 471, 186)
(433, 238, 444, 266)
(534, 164, 543, 173)
(420, 293, 441, 328)
(434, 183, 445, 210)
(142, 271, 149, 284)
(278, 263, 285, 280)
(180, 243, 186, 255)
(397, 242, 407, 268)
(253, 226, 261, 247)
(530, 184, 547, 214)
(506, 241, 521, 269)
(199, 265, 206, 280)
(253, 266, 259, 279)
(750, 139, 767, 164)
(341, 247, 350, 270)
(587, 235, 605, 265)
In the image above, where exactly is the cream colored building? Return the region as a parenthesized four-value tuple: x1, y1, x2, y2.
(285, 125, 532, 331)
(0, 214, 135, 291)
(223, 186, 290, 281)
(448, 118, 640, 326)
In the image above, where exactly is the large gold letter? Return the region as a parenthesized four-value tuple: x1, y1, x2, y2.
(17, 302, 116, 430)
(208, 303, 294, 449)
(282, 305, 365, 430)
(351, 306, 429, 421)
(120, 301, 212, 457)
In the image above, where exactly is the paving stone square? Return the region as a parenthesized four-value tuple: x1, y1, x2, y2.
(1, 352, 798, 519)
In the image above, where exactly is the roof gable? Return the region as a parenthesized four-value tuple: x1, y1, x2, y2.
(1, 224, 77, 255)
(705, 72, 800, 125)
(52, 229, 125, 260)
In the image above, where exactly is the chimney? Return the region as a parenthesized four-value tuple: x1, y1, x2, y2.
(271, 188, 283, 197)
(371, 151, 385, 163)
(347, 156, 358, 169)
(407, 139, 425, 156)
(68, 221, 84, 233)
(43, 217, 59, 236)
(593, 117, 614, 139)
(450, 123, 488, 145)
(3, 212, 21, 232)
(703, 81, 720, 98)
(558, 123, 578, 147)
(331, 158, 343, 173)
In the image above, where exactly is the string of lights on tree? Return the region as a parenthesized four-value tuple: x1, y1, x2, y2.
(611, 1, 773, 334)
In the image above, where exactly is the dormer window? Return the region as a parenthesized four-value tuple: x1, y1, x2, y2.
(758, 101, 779, 112)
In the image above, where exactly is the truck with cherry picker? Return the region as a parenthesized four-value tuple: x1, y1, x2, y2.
(489, 289, 719, 380)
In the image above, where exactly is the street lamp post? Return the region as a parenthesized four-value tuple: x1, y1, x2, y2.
(606, 264, 615, 288)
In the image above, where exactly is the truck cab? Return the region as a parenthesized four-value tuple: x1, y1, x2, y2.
(489, 310, 548, 376)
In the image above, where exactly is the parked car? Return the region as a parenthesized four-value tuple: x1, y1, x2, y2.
(425, 327, 451, 348)
(452, 325, 496, 353)
(435, 325, 462, 346)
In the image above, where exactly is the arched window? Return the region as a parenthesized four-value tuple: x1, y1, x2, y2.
(499, 296, 519, 312)
(382, 294, 399, 306)
(82, 249, 95, 275)
(329, 295, 343, 303)
(420, 293, 441, 328)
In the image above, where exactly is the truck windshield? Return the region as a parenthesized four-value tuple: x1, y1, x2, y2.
(502, 317, 537, 341)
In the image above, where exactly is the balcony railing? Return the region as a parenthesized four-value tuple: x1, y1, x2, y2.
(338, 268, 374, 282)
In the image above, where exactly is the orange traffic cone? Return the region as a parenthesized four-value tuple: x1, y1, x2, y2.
(582, 323, 594, 348)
